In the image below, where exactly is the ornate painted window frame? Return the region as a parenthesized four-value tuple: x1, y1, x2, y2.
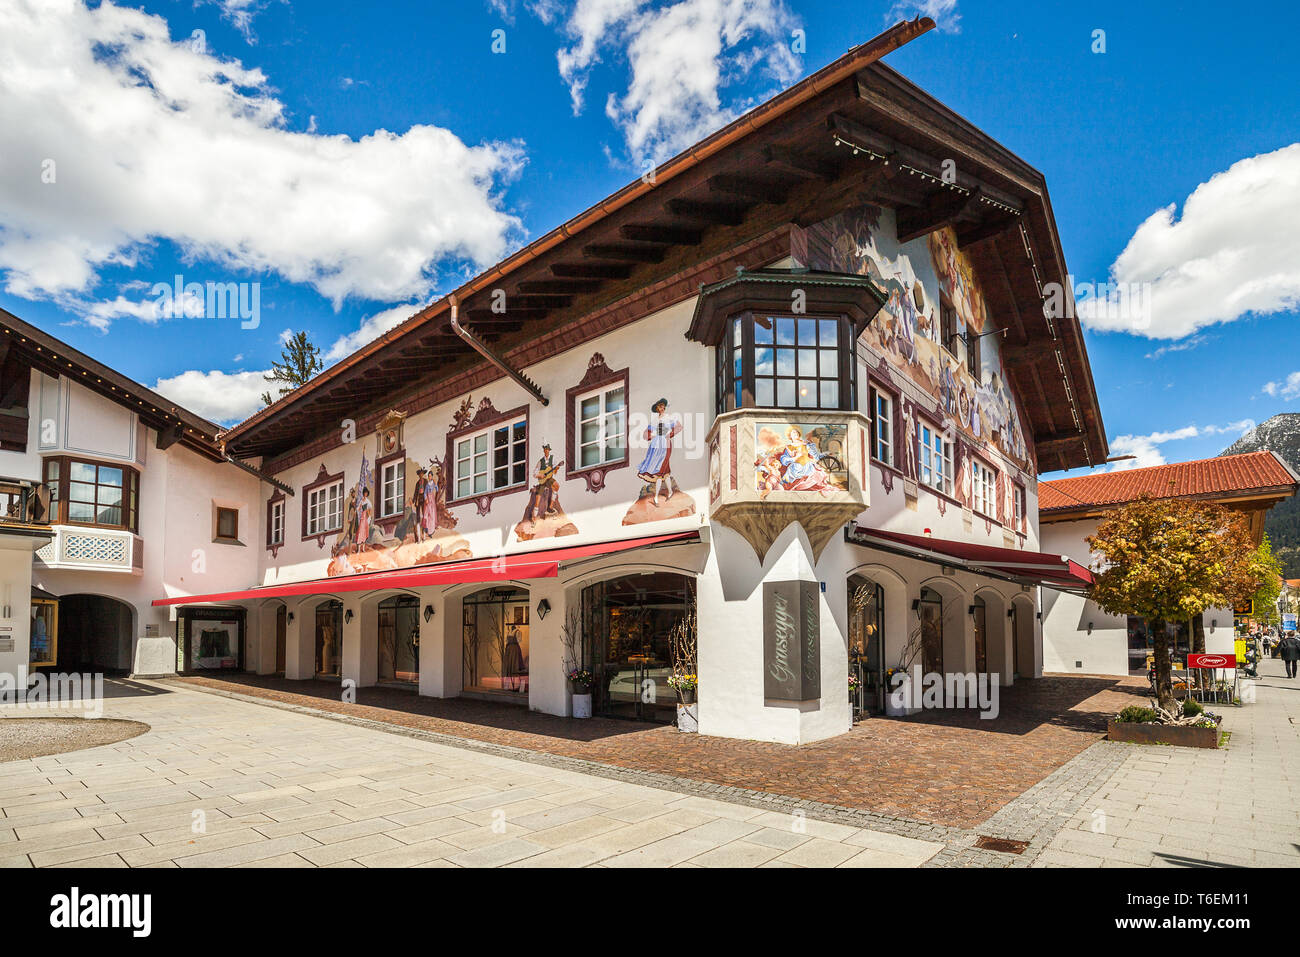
(444, 397, 530, 516)
(301, 463, 344, 547)
(565, 353, 630, 493)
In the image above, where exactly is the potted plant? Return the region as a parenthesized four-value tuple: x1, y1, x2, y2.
(567, 668, 594, 719)
(669, 611, 698, 732)
(560, 607, 592, 719)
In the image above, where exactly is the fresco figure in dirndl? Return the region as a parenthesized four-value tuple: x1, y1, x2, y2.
(636, 397, 682, 505)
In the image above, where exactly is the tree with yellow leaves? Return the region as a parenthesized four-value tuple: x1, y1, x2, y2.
(1087, 495, 1268, 712)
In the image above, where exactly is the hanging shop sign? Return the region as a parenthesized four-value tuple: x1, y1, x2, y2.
(763, 580, 821, 701)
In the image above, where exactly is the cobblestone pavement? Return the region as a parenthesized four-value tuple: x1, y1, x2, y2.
(0, 681, 945, 869)
(175, 671, 1148, 829)
(1032, 657, 1300, 868)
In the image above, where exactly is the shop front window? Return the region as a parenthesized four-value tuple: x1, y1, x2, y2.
(848, 576, 885, 715)
(29, 598, 57, 667)
(582, 573, 695, 723)
(973, 596, 987, 674)
(918, 587, 944, 675)
(461, 588, 529, 696)
(378, 595, 420, 684)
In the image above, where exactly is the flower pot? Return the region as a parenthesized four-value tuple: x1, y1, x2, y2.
(677, 688, 697, 705)
(1106, 719, 1219, 749)
(676, 702, 698, 733)
(885, 676, 913, 716)
(572, 692, 592, 719)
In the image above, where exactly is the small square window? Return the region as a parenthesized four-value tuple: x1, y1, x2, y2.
(216, 506, 239, 541)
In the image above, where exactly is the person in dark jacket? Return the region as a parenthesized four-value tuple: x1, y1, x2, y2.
(1280, 633, 1300, 679)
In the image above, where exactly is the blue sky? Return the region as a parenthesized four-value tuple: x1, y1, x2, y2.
(2, 0, 1298, 477)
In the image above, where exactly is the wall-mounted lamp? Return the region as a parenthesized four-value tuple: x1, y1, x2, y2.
(911, 598, 921, 614)
(537, 598, 551, 620)
(1007, 609, 1015, 620)
(1210, 619, 1217, 633)
(286, 611, 295, 623)
(968, 604, 977, 618)
(941, 566, 955, 577)
(423, 605, 435, 623)
(1086, 621, 1093, 635)
(344, 609, 354, 624)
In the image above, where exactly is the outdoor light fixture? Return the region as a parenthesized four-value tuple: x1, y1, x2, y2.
(1210, 619, 1217, 633)
(1007, 609, 1015, 619)
(942, 566, 955, 576)
(1086, 621, 1093, 635)
(344, 609, 353, 624)
(911, 598, 921, 613)
(423, 605, 435, 623)
(286, 611, 295, 623)
(537, 598, 551, 620)
(968, 604, 977, 617)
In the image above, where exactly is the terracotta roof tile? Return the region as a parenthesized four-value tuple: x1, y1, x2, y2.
(1040, 451, 1297, 513)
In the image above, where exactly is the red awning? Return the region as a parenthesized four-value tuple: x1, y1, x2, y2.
(152, 530, 701, 607)
(848, 525, 1094, 590)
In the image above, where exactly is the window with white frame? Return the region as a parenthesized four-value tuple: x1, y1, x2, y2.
(871, 388, 893, 466)
(971, 458, 997, 516)
(918, 422, 953, 495)
(380, 459, 405, 518)
(1013, 484, 1026, 527)
(306, 480, 343, 535)
(576, 384, 626, 468)
(269, 499, 284, 546)
(455, 419, 527, 500)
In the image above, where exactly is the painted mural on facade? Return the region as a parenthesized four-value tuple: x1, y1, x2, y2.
(514, 440, 580, 541)
(798, 205, 1033, 534)
(622, 395, 697, 525)
(754, 423, 847, 497)
(326, 413, 472, 576)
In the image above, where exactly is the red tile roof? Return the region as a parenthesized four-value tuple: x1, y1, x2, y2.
(1040, 451, 1298, 514)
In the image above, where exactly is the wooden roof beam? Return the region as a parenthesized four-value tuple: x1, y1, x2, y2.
(664, 198, 748, 227)
(618, 224, 703, 245)
(707, 174, 791, 205)
(582, 243, 666, 264)
(762, 144, 839, 181)
(550, 262, 634, 280)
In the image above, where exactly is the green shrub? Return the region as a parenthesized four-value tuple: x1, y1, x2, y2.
(1116, 705, 1159, 724)
(1182, 698, 1204, 717)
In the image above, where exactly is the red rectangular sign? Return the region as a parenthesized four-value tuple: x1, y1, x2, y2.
(1187, 653, 1236, 669)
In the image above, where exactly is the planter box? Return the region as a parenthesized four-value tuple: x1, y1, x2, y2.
(572, 693, 592, 719)
(1107, 719, 1220, 749)
(676, 702, 698, 733)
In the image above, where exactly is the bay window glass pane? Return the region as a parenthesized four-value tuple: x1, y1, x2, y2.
(99, 485, 122, 506)
(755, 347, 773, 376)
(755, 378, 774, 407)
(777, 379, 795, 407)
(797, 318, 816, 345)
(69, 482, 96, 502)
(733, 316, 743, 346)
(776, 349, 795, 376)
(776, 317, 795, 345)
(797, 381, 816, 407)
(99, 467, 123, 487)
(69, 502, 94, 521)
(754, 317, 773, 344)
(798, 350, 817, 377)
(71, 462, 95, 483)
(819, 319, 838, 346)
(97, 506, 121, 525)
(820, 381, 839, 408)
(820, 349, 838, 375)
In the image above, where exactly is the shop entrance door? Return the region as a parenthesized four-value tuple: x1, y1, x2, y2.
(918, 587, 944, 675)
(583, 573, 693, 723)
(973, 597, 987, 674)
(275, 605, 286, 674)
(848, 575, 885, 714)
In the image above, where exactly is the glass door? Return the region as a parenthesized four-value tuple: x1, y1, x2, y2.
(973, 597, 987, 674)
(583, 573, 693, 723)
(918, 587, 944, 675)
(848, 576, 885, 714)
(378, 596, 420, 685)
(315, 600, 343, 677)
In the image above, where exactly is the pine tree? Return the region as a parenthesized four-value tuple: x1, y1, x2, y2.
(263, 331, 324, 405)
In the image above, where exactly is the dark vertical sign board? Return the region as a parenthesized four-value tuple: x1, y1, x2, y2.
(763, 580, 821, 701)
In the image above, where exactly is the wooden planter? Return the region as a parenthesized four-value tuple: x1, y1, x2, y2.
(1107, 719, 1220, 749)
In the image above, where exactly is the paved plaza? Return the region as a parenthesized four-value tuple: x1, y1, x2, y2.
(1, 662, 1295, 868)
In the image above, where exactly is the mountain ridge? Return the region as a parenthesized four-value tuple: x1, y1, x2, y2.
(1221, 413, 1300, 577)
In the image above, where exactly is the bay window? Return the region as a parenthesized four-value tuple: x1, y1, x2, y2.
(42, 456, 139, 532)
(717, 313, 855, 413)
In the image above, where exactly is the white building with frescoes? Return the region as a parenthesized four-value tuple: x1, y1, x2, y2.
(2, 21, 1105, 743)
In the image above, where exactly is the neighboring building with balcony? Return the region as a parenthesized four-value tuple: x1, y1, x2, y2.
(0, 309, 260, 679)
(1040, 451, 1299, 677)
(142, 20, 1105, 744)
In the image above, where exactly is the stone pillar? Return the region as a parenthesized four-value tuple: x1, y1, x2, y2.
(417, 588, 450, 698)
(284, 605, 312, 679)
(527, 578, 567, 717)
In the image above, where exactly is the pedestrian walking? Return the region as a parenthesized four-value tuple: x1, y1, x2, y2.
(1280, 633, 1300, 679)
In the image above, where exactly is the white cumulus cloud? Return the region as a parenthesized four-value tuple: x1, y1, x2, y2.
(152, 368, 271, 426)
(555, 0, 802, 164)
(0, 0, 527, 319)
(1079, 143, 1300, 340)
(1108, 420, 1255, 470)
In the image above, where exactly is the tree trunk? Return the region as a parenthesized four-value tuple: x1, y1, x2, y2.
(1150, 617, 1175, 712)
(1192, 615, 1205, 654)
